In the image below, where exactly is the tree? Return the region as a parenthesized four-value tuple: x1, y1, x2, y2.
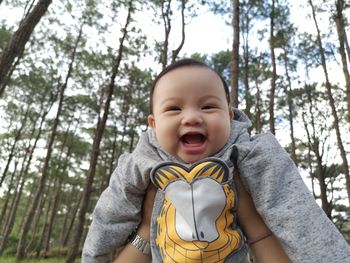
(275, 4, 298, 165)
(240, 0, 265, 131)
(66, 2, 134, 262)
(251, 54, 268, 133)
(333, 0, 350, 125)
(152, 0, 190, 68)
(308, 0, 350, 206)
(0, 104, 30, 187)
(230, 0, 239, 108)
(0, 67, 58, 256)
(171, 0, 187, 63)
(16, 21, 84, 262)
(152, 0, 172, 68)
(269, 0, 277, 134)
(299, 83, 333, 218)
(0, 0, 53, 96)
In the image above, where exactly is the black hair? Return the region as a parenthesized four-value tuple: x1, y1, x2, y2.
(150, 58, 230, 114)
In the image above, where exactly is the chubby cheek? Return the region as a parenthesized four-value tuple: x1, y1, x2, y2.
(211, 118, 231, 145)
(155, 125, 177, 154)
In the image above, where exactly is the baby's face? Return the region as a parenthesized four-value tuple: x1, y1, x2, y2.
(148, 66, 233, 164)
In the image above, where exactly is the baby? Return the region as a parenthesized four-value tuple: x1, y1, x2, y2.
(83, 58, 350, 263)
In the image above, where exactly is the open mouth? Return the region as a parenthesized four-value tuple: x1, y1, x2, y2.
(181, 133, 206, 146)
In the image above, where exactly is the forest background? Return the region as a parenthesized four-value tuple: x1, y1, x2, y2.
(0, 0, 350, 262)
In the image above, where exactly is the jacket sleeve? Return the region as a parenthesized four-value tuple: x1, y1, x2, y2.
(82, 134, 160, 263)
(233, 132, 350, 263)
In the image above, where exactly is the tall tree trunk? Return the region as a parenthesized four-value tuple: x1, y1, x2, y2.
(66, 5, 133, 262)
(23, 0, 37, 18)
(0, 0, 52, 96)
(1, 115, 36, 233)
(309, 0, 350, 206)
(61, 190, 81, 247)
(59, 187, 75, 247)
(44, 137, 73, 254)
(16, 23, 82, 261)
(304, 85, 332, 218)
(243, 26, 252, 125)
(0, 168, 24, 255)
(254, 55, 262, 133)
(43, 179, 61, 255)
(0, 160, 18, 230)
(282, 49, 297, 165)
(101, 123, 118, 192)
(230, 0, 239, 108)
(117, 87, 133, 158)
(129, 126, 136, 152)
(25, 192, 45, 253)
(339, 5, 350, 64)
(43, 118, 76, 252)
(0, 102, 50, 256)
(333, 0, 350, 124)
(171, 0, 186, 62)
(160, 0, 172, 68)
(35, 194, 52, 257)
(0, 55, 21, 96)
(269, 0, 277, 134)
(344, 28, 350, 64)
(0, 105, 30, 188)
(302, 109, 317, 200)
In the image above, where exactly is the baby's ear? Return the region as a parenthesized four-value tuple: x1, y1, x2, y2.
(147, 114, 155, 128)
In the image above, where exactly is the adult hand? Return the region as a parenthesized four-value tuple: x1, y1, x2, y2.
(113, 184, 156, 263)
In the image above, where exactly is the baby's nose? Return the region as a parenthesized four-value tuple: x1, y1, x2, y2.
(182, 110, 203, 125)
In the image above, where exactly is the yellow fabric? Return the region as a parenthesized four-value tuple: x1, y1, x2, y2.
(151, 159, 241, 263)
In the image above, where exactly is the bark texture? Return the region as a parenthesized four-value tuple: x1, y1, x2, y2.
(0, 0, 52, 97)
(231, 0, 240, 108)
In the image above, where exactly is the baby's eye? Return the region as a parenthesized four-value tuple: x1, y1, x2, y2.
(202, 105, 216, 110)
(165, 106, 181, 112)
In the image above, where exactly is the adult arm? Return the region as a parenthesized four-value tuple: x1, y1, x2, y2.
(82, 133, 160, 262)
(233, 169, 291, 263)
(113, 185, 156, 263)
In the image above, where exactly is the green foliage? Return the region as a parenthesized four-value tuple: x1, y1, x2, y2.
(190, 52, 208, 62)
(211, 50, 231, 76)
(2, 236, 19, 256)
(333, 204, 350, 242)
(0, 25, 11, 51)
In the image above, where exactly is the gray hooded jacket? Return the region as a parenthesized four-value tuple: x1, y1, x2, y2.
(82, 109, 350, 263)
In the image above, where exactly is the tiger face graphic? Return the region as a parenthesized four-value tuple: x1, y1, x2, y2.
(151, 158, 241, 263)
